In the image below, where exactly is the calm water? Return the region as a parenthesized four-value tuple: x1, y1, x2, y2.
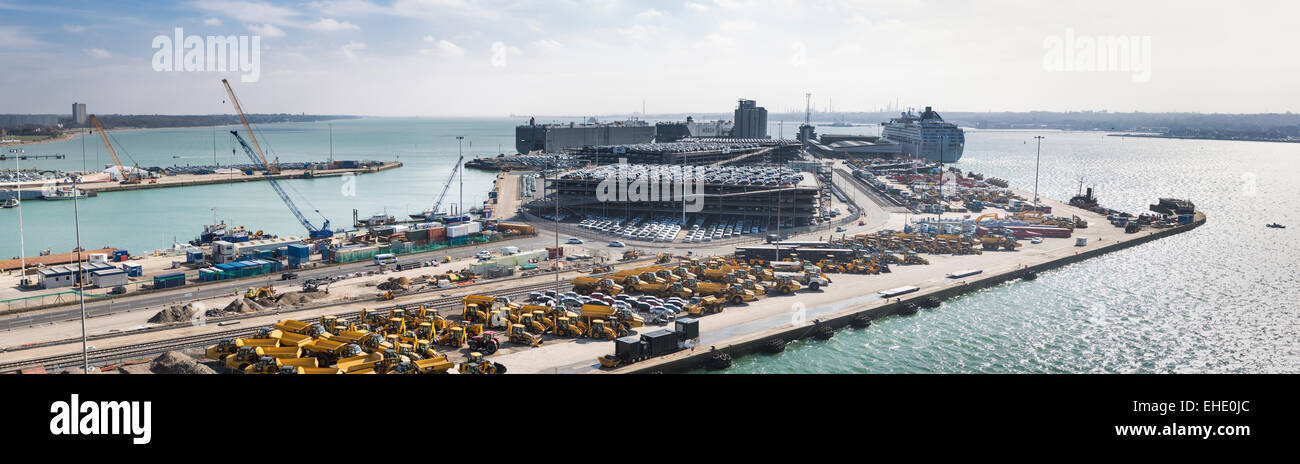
(6, 121, 1298, 373)
(0, 118, 508, 256)
(709, 130, 1300, 373)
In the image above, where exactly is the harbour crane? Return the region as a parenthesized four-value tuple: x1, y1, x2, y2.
(430, 155, 463, 221)
(221, 78, 279, 174)
(231, 130, 333, 239)
(411, 155, 463, 223)
(87, 114, 144, 184)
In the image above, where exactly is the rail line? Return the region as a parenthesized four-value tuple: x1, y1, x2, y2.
(0, 281, 571, 372)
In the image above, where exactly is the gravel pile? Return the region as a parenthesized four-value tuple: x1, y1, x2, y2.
(150, 351, 216, 374)
(148, 303, 201, 323)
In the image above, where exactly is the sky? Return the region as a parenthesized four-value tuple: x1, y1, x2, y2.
(0, 0, 1296, 117)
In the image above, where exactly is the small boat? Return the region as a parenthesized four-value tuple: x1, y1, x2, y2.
(1266, 223, 1286, 229)
(41, 186, 88, 200)
(0, 198, 17, 208)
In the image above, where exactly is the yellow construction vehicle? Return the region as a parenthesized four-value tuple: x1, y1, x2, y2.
(437, 326, 467, 348)
(301, 339, 364, 367)
(204, 337, 278, 361)
(980, 236, 1021, 251)
(586, 319, 623, 340)
(244, 286, 277, 302)
(662, 282, 693, 299)
(724, 283, 758, 305)
(554, 316, 585, 337)
(411, 356, 454, 374)
(457, 352, 506, 374)
(620, 250, 642, 261)
(224, 346, 270, 371)
(572, 277, 624, 296)
(244, 356, 318, 374)
(655, 253, 673, 264)
(336, 352, 385, 373)
(461, 294, 510, 323)
(280, 366, 344, 374)
(766, 276, 803, 295)
(508, 323, 543, 346)
(686, 296, 726, 315)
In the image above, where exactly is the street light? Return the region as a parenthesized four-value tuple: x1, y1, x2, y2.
(1033, 135, 1045, 205)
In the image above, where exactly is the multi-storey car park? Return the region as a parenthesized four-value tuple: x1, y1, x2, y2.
(532, 164, 823, 241)
(566, 138, 803, 166)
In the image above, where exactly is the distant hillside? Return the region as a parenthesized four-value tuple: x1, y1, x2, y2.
(63, 114, 359, 129)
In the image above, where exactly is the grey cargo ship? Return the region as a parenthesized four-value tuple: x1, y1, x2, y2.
(881, 106, 965, 162)
(516, 118, 655, 154)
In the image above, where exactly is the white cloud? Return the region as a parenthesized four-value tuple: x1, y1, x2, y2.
(420, 38, 465, 57)
(635, 9, 665, 20)
(0, 27, 40, 48)
(247, 23, 286, 38)
(341, 41, 366, 62)
(203, 17, 223, 26)
(84, 48, 112, 59)
(685, 2, 709, 12)
(62, 24, 86, 33)
(530, 39, 561, 50)
(306, 18, 360, 32)
(193, 1, 300, 25)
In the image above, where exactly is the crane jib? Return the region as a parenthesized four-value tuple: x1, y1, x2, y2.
(230, 130, 332, 238)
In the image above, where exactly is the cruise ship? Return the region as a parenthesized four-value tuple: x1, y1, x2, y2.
(881, 106, 965, 162)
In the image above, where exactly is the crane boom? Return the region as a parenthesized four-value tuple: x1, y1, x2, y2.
(231, 130, 332, 238)
(88, 114, 140, 183)
(430, 155, 463, 220)
(221, 78, 277, 173)
(87, 115, 123, 168)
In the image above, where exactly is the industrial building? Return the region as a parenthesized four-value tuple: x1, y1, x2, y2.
(567, 138, 802, 166)
(733, 99, 768, 139)
(806, 134, 902, 158)
(543, 163, 822, 226)
(515, 119, 656, 154)
(35, 263, 117, 289)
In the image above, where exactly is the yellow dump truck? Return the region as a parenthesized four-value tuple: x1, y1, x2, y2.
(244, 356, 318, 374)
(335, 352, 385, 373)
(205, 338, 278, 361)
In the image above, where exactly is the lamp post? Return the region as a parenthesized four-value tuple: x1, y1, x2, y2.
(456, 136, 464, 219)
(1033, 135, 1045, 205)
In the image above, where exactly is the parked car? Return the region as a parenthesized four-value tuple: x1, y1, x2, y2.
(608, 241, 625, 247)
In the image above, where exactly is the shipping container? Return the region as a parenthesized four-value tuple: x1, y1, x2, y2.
(154, 272, 187, 289)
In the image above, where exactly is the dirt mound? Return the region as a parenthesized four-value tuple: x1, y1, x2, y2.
(275, 291, 328, 307)
(150, 351, 216, 374)
(204, 298, 266, 317)
(148, 303, 201, 324)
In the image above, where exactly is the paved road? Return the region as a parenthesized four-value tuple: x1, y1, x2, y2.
(0, 234, 562, 331)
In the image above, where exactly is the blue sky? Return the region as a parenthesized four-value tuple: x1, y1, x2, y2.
(1, 0, 1296, 116)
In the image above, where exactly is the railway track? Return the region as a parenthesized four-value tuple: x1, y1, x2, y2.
(0, 281, 571, 372)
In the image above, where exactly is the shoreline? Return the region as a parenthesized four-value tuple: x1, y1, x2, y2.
(618, 212, 1206, 374)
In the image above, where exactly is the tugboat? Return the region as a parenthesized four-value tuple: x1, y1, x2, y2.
(1069, 186, 1100, 210)
(1266, 223, 1286, 229)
